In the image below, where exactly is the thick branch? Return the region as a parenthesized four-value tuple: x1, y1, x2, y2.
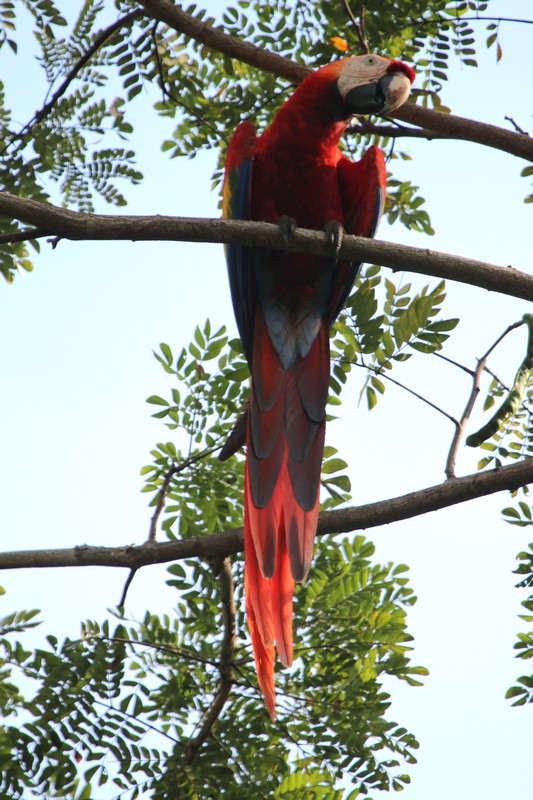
(0, 193, 531, 300)
(139, 0, 533, 162)
(140, 0, 307, 84)
(392, 104, 533, 162)
(1, 458, 531, 571)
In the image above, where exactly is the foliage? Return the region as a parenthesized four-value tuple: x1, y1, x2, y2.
(143, 321, 247, 539)
(331, 267, 458, 411)
(0, 1, 531, 797)
(0, 280, 454, 797)
(0, 537, 426, 798)
(469, 318, 533, 707)
(504, 537, 533, 707)
(0, 0, 518, 280)
(140, 267, 460, 537)
(468, 318, 533, 470)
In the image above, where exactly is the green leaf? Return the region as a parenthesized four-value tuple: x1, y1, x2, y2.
(146, 395, 169, 406)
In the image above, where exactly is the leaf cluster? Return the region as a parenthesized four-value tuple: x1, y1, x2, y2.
(0, 535, 425, 798)
(331, 267, 458, 411)
(470, 319, 533, 710)
(0, 1, 143, 277)
(141, 283, 459, 537)
(504, 538, 533, 707)
(0, 0, 522, 280)
(142, 321, 248, 538)
(469, 320, 533, 470)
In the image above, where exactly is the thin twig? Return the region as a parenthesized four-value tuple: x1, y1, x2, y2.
(148, 447, 218, 542)
(435, 352, 525, 409)
(342, 0, 369, 53)
(86, 633, 220, 668)
(349, 359, 460, 426)
(359, 5, 367, 51)
(505, 116, 530, 136)
(151, 25, 225, 144)
(484, 364, 513, 394)
(93, 698, 180, 745)
(434, 351, 475, 377)
(182, 557, 236, 766)
(408, 15, 533, 29)
(349, 121, 447, 141)
(445, 320, 524, 478)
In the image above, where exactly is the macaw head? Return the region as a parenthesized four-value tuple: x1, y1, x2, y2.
(332, 54, 415, 116)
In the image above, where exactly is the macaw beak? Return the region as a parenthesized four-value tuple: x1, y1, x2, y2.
(344, 71, 412, 116)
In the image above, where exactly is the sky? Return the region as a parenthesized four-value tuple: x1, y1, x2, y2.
(0, 1, 532, 797)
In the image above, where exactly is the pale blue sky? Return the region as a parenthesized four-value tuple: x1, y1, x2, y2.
(0, 2, 532, 797)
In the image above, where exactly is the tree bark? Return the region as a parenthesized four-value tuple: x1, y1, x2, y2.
(139, 0, 533, 162)
(0, 193, 531, 300)
(1, 458, 530, 571)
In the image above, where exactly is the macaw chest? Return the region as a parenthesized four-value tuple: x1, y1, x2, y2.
(251, 151, 345, 231)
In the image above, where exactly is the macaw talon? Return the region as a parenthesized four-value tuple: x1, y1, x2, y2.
(278, 215, 297, 254)
(323, 220, 344, 258)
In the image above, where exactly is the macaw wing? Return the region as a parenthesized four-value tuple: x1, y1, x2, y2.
(222, 120, 257, 365)
(327, 144, 387, 326)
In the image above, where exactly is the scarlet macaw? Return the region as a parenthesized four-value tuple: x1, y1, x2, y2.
(221, 55, 415, 718)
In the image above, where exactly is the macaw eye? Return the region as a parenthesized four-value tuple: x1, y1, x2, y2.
(365, 56, 376, 65)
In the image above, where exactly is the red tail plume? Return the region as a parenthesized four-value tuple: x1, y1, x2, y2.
(244, 314, 327, 716)
(244, 478, 293, 719)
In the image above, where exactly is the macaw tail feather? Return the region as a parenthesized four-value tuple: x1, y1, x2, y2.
(244, 506, 278, 720)
(244, 471, 298, 718)
(244, 313, 327, 714)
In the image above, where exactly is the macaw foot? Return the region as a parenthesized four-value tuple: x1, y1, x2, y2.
(323, 220, 344, 258)
(278, 214, 297, 254)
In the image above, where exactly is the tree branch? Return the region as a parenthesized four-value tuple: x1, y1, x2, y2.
(0, 227, 50, 245)
(139, 0, 533, 163)
(445, 320, 525, 478)
(148, 447, 218, 542)
(139, 0, 307, 84)
(349, 121, 448, 141)
(0, 193, 531, 300)
(1, 458, 531, 571)
(182, 557, 236, 765)
(392, 103, 533, 161)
